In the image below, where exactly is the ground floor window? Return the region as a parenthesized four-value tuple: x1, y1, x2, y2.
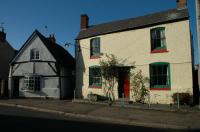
(23, 76, 41, 91)
(89, 66, 102, 87)
(150, 62, 170, 89)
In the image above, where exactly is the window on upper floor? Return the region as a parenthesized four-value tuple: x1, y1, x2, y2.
(30, 49, 40, 60)
(90, 37, 100, 58)
(89, 66, 102, 88)
(149, 62, 171, 90)
(151, 27, 167, 53)
(23, 76, 41, 91)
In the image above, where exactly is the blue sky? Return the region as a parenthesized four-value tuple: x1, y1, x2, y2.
(0, 0, 198, 64)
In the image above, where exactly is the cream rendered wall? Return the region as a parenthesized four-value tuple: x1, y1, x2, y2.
(77, 20, 193, 104)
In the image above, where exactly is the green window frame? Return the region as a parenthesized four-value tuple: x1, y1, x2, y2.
(149, 62, 171, 88)
(89, 66, 102, 87)
(151, 27, 166, 51)
(90, 37, 100, 57)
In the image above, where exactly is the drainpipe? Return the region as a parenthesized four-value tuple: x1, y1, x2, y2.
(196, 0, 200, 109)
(75, 40, 78, 99)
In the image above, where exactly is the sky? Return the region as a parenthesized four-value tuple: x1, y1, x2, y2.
(0, 0, 198, 64)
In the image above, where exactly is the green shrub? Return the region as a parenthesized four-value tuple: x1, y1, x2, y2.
(172, 93, 193, 105)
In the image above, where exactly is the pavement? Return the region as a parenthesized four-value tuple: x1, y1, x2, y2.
(0, 98, 200, 131)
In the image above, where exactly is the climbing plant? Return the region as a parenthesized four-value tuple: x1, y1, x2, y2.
(130, 70, 149, 103)
(100, 54, 149, 104)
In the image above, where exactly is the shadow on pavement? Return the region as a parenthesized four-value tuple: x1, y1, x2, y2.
(0, 114, 197, 132)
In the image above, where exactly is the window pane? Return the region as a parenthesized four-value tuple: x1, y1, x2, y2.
(162, 75, 168, 85)
(160, 29, 166, 48)
(152, 66, 156, 75)
(157, 75, 163, 85)
(156, 30, 160, 39)
(156, 39, 161, 48)
(162, 65, 168, 75)
(31, 52, 35, 59)
(160, 29, 165, 38)
(157, 66, 162, 75)
(160, 39, 166, 48)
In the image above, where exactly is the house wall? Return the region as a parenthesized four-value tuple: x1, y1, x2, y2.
(10, 36, 60, 98)
(76, 20, 193, 104)
(0, 41, 15, 79)
(0, 41, 15, 96)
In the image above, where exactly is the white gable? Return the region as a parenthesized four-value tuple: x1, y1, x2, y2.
(14, 35, 56, 62)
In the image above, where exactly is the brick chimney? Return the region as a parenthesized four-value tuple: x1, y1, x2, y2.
(177, 0, 187, 10)
(80, 14, 89, 30)
(48, 34, 56, 43)
(0, 28, 6, 42)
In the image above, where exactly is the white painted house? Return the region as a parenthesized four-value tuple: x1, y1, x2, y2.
(9, 30, 75, 99)
(75, 0, 194, 104)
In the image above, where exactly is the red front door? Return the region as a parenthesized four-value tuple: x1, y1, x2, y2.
(123, 74, 130, 98)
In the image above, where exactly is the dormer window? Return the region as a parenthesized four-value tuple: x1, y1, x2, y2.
(30, 49, 40, 60)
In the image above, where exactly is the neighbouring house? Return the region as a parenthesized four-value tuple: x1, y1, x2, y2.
(0, 28, 16, 97)
(9, 30, 75, 99)
(75, 0, 194, 104)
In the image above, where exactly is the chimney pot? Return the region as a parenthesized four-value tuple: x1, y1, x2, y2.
(48, 34, 56, 43)
(177, 0, 187, 10)
(80, 14, 89, 30)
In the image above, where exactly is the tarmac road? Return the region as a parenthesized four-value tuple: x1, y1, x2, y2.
(0, 105, 192, 132)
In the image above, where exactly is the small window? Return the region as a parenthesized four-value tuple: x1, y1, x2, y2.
(151, 27, 166, 51)
(150, 62, 170, 89)
(30, 49, 40, 60)
(23, 76, 41, 91)
(90, 38, 100, 57)
(89, 67, 102, 87)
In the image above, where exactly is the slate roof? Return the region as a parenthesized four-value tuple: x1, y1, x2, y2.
(76, 8, 189, 40)
(11, 30, 75, 68)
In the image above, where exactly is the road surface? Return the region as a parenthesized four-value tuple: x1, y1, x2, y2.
(0, 105, 197, 132)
